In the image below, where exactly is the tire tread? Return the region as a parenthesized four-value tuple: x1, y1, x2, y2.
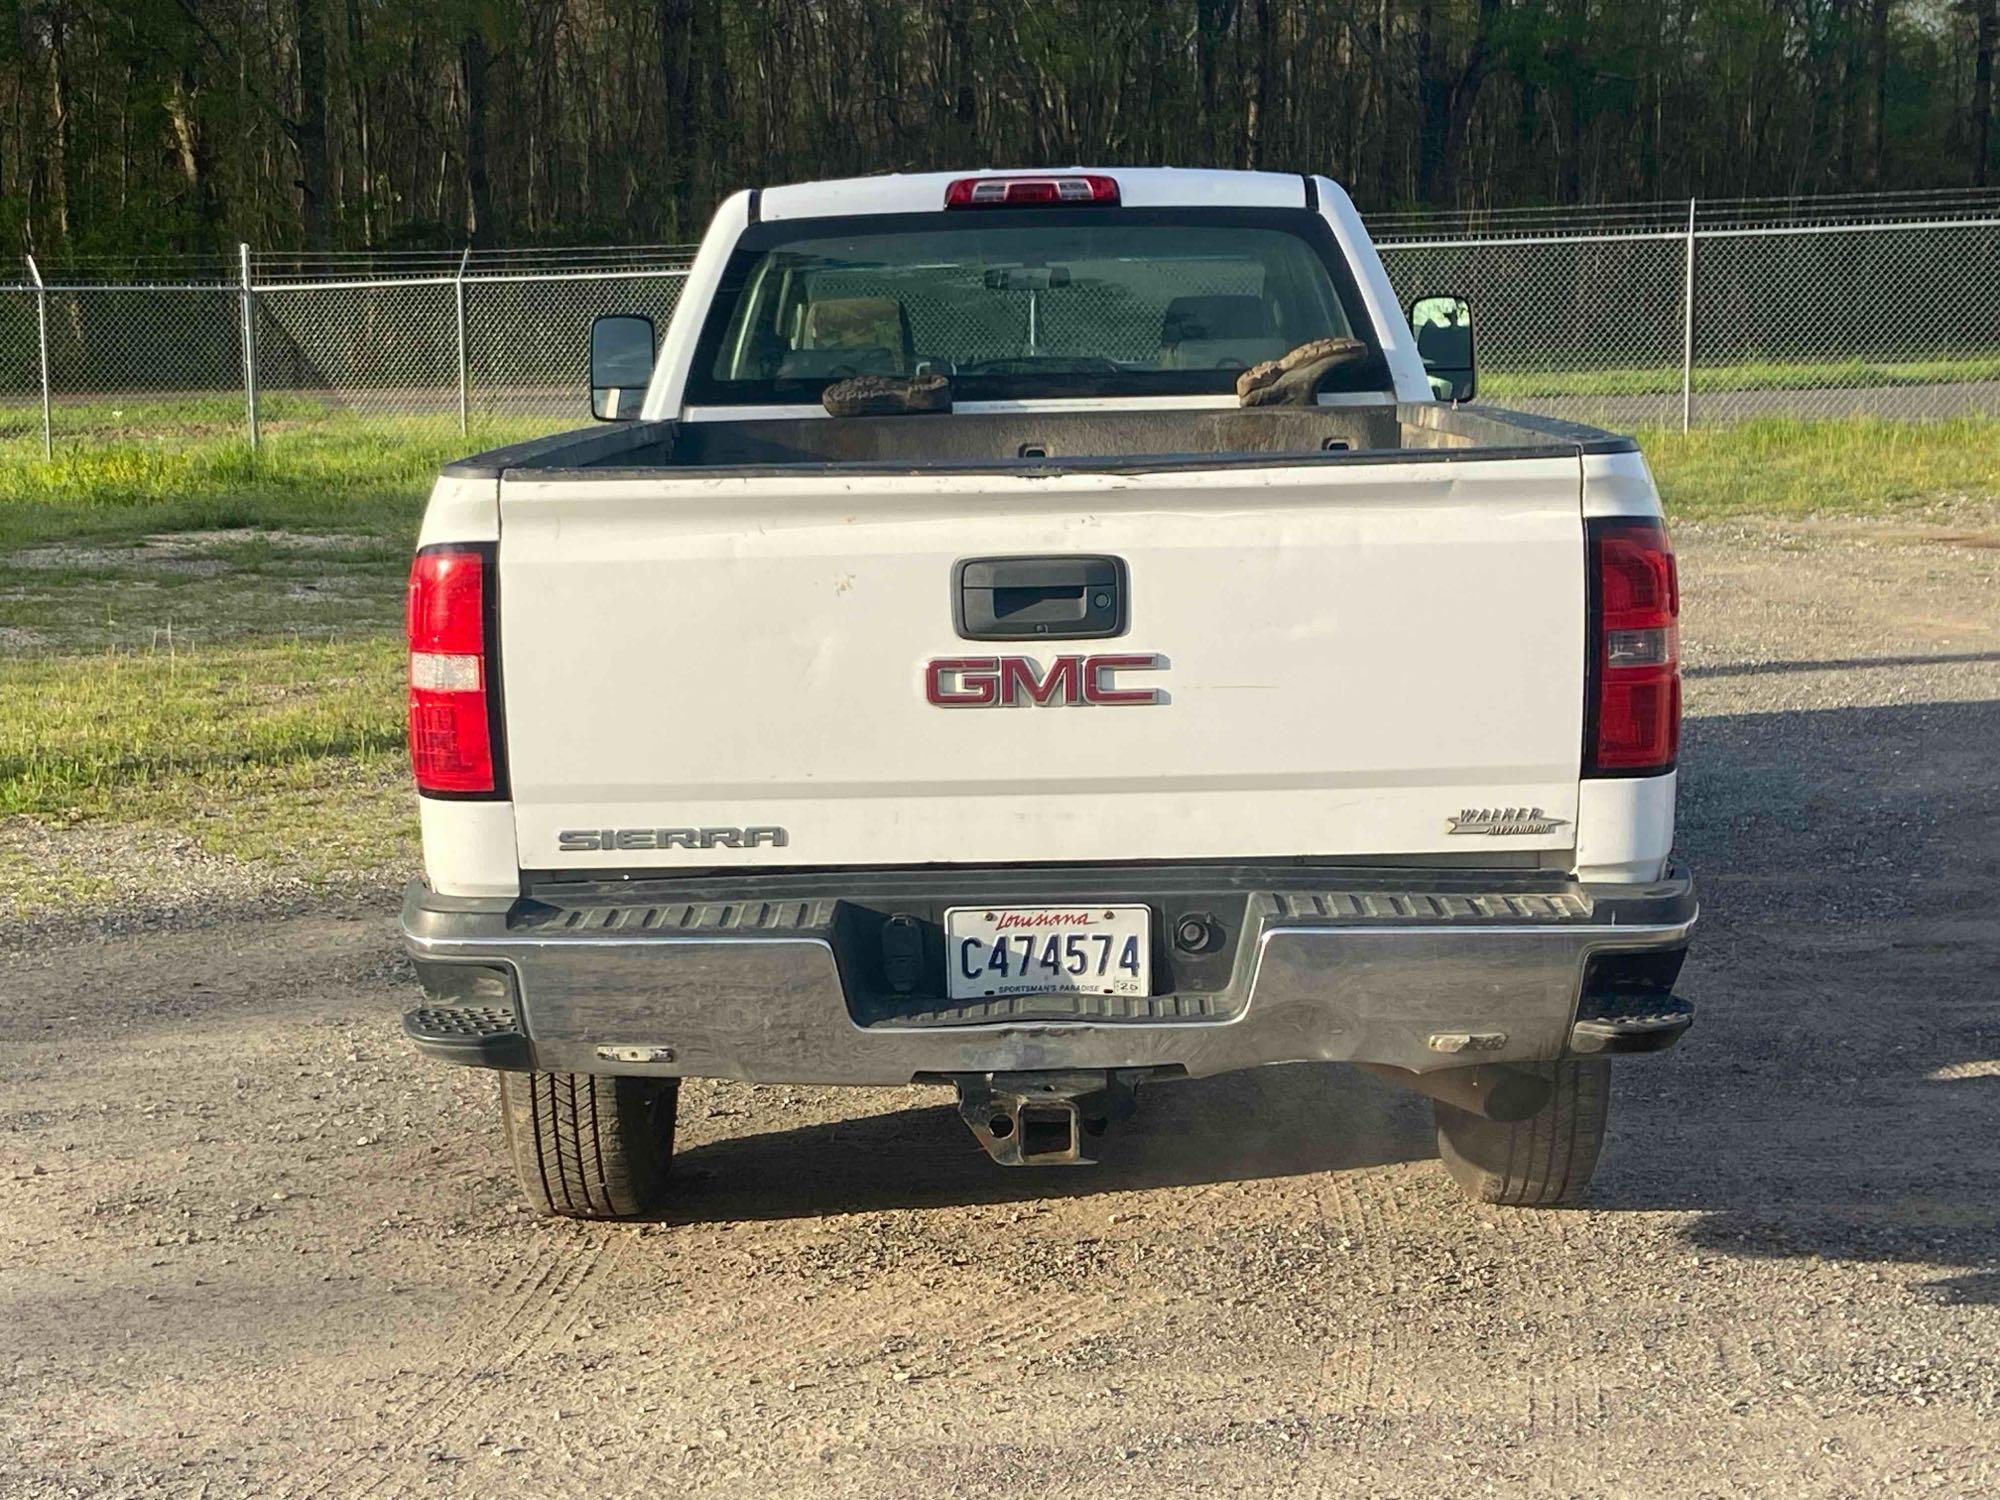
(499, 1070, 678, 1220)
(1434, 1060, 1610, 1208)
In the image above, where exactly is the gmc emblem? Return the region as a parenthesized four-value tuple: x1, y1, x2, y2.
(925, 654, 1166, 707)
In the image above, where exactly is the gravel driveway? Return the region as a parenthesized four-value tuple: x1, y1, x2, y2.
(3, 514, 1997, 1498)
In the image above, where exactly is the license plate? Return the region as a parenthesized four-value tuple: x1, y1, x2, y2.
(944, 905, 1151, 1001)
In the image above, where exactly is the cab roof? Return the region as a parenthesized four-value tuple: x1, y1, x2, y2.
(756, 168, 1317, 221)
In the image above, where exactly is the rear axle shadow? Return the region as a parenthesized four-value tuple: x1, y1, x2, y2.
(667, 1060, 1433, 1222)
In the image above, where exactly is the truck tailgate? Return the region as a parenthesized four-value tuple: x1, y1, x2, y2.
(496, 456, 1585, 870)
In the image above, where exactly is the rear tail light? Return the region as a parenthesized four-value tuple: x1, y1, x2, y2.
(1586, 518, 1680, 775)
(944, 174, 1119, 209)
(407, 546, 503, 796)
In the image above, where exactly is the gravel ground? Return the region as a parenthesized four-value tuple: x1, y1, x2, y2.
(2, 514, 1997, 1498)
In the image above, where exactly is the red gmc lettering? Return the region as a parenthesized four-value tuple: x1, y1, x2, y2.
(925, 656, 1000, 706)
(999, 656, 1082, 705)
(1084, 654, 1165, 705)
(924, 654, 1164, 707)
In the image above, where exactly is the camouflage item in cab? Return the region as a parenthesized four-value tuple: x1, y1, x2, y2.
(821, 372, 953, 417)
(1236, 337, 1368, 407)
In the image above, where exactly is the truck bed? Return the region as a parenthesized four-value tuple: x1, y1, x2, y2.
(442, 402, 1636, 480)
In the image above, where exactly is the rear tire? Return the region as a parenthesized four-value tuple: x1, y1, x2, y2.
(1433, 1060, 1610, 1208)
(498, 1071, 680, 1220)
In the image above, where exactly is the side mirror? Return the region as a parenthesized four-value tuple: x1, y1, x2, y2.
(590, 314, 656, 420)
(1408, 295, 1475, 403)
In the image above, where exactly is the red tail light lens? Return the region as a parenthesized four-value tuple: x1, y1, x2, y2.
(407, 546, 500, 795)
(944, 175, 1119, 209)
(1587, 518, 1680, 774)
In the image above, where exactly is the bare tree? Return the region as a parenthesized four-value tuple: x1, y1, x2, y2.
(461, 23, 495, 244)
(291, 0, 331, 248)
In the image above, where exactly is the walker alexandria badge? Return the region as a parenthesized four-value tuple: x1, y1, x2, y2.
(1447, 807, 1571, 836)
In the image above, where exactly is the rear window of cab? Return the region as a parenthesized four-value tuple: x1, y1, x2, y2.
(685, 207, 1390, 405)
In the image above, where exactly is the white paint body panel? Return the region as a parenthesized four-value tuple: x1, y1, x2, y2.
(757, 166, 1310, 221)
(1574, 774, 1676, 884)
(417, 473, 499, 547)
(413, 168, 1681, 892)
(496, 457, 1590, 870)
(419, 797, 520, 897)
(1581, 447, 1666, 521)
(646, 190, 754, 419)
(1310, 177, 1433, 404)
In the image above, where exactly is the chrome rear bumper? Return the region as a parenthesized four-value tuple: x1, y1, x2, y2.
(400, 865, 1695, 1084)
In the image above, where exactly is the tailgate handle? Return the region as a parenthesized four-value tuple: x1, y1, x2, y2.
(954, 555, 1127, 641)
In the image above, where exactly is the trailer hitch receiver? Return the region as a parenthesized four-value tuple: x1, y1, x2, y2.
(952, 1069, 1145, 1166)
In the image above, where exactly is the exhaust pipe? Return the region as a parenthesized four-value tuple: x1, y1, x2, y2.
(1356, 1061, 1553, 1123)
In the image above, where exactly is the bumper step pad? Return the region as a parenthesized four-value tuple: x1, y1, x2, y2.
(403, 1004, 531, 1069)
(1570, 993, 1694, 1055)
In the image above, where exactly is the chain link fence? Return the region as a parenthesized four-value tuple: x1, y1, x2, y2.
(38, 285, 247, 444)
(0, 286, 42, 444)
(465, 271, 689, 420)
(0, 247, 695, 458)
(3, 190, 1996, 458)
(1372, 189, 2000, 429)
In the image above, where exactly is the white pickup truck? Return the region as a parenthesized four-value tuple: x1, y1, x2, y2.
(399, 168, 1694, 1218)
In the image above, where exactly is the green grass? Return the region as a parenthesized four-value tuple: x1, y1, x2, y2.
(1485, 354, 2000, 401)
(0, 409, 518, 913)
(0, 637, 413, 917)
(0, 410, 550, 657)
(1643, 416, 2000, 520)
(0, 411, 1996, 918)
(0, 390, 430, 444)
(0, 411, 545, 553)
(0, 638, 403, 806)
(0, 529, 414, 655)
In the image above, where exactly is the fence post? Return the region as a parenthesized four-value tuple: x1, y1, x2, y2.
(238, 243, 260, 451)
(1680, 198, 1696, 434)
(455, 246, 472, 435)
(25, 254, 51, 459)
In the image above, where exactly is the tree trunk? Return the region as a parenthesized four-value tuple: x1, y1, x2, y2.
(1415, 2, 1444, 203)
(702, 0, 729, 200)
(945, 0, 975, 160)
(1372, 0, 1396, 207)
(292, 0, 331, 248)
(345, 0, 373, 243)
(47, 3, 75, 240)
(1196, 0, 1235, 164)
(164, 67, 223, 240)
(461, 26, 495, 246)
(1977, 0, 1998, 188)
(1835, 0, 1859, 187)
(656, 0, 699, 228)
(1868, 0, 1887, 187)
(1248, 0, 1274, 167)
(1416, 0, 1495, 205)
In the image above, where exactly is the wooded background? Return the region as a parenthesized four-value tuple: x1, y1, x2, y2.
(3, 0, 1996, 259)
